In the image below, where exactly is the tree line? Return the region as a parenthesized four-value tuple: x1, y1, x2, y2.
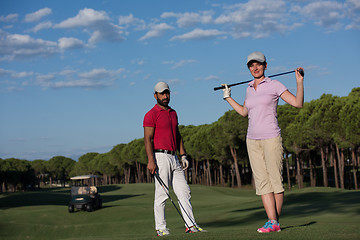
(1, 88, 359, 192)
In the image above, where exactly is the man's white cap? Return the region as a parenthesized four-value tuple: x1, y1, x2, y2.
(154, 81, 170, 93)
(247, 51, 266, 65)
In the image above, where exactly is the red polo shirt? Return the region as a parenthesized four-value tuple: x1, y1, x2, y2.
(143, 104, 178, 151)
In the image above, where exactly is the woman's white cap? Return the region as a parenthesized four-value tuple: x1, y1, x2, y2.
(247, 51, 266, 64)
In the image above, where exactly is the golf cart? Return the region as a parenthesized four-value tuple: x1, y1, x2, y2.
(68, 175, 102, 213)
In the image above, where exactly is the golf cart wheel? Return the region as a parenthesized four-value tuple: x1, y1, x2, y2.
(86, 204, 93, 212)
(68, 205, 74, 213)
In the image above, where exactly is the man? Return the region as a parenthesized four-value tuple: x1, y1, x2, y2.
(143, 81, 204, 237)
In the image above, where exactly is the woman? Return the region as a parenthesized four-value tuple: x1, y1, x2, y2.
(222, 51, 304, 233)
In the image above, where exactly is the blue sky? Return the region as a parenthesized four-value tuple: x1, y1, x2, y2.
(1, 0, 359, 161)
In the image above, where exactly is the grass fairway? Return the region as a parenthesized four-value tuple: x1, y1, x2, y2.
(0, 184, 359, 240)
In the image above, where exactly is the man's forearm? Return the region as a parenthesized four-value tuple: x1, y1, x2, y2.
(144, 138, 154, 162)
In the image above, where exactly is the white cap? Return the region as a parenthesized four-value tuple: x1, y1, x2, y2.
(247, 51, 266, 65)
(154, 82, 170, 93)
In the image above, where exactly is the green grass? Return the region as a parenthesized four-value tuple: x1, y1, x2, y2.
(1, 184, 359, 240)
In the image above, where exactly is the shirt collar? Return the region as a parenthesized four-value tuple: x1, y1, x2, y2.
(154, 104, 173, 111)
(248, 77, 271, 87)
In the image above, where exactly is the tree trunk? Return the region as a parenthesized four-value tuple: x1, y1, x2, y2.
(352, 149, 358, 190)
(296, 153, 303, 188)
(135, 161, 140, 183)
(309, 153, 316, 187)
(1, 182, 5, 192)
(285, 153, 291, 190)
(320, 147, 328, 187)
(200, 161, 205, 185)
(230, 146, 242, 188)
(331, 144, 339, 188)
(231, 164, 235, 188)
(191, 159, 196, 184)
(124, 167, 130, 184)
(220, 164, 225, 187)
(336, 144, 345, 189)
(146, 169, 151, 183)
(207, 159, 212, 186)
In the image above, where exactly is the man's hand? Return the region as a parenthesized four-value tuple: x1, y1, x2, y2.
(222, 84, 231, 99)
(181, 155, 189, 170)
(147, 159, 157, 175)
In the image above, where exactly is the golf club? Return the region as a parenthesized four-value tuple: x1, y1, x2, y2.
(154, 172, 196, 229)
(213, 69, 304, 91)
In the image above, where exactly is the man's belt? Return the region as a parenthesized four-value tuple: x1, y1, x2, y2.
(154, 149, 176, 155)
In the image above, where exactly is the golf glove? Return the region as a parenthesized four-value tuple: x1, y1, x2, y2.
(181, 155, 189, 170)
(222, 84, 231, 99)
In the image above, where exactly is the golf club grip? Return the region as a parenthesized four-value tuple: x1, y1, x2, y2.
(213, 80, 251, 91)
(213, 69, 304, 91)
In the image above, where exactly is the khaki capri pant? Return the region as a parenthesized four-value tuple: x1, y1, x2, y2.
(246, 136, 284, 195)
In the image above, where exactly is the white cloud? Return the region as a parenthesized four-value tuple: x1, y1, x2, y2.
(58, 37, 85, 49)
(6, 86, 24, 92)
(345, 0, 360, 30)
(298, 1, 345, 29)
(59, 69, 77, 76)
(195, 75, 221, 81)
(0, 30, 58, 61)
(12, 71, 34, 78)
(139, 23, 174, 41)
(161, 11, 214, 28)
(170, 28, 225, 41)
(0, 13, 19, 22)
(49, 79, 112, 89)
(29, 21, 53, 33)
(48, 67, 125, 89)
(205, 75, 220, 81)
(36, 73, 55, 84)
(88, 23, 124, 44)
(214, 0, 300, 39)
(131, 58, 145, 65)
(159, 78, 181, 86)
(0, 68, 12, 77)
(1, 66, 126, 91)
(54, 8, 109, 28)
(25, 8, 52, 22)
(163, 59, 197, 69)
(33, 68, 122, 89)
(119, 14, 146, 30)
(78, 68, 118, 79)
(54, 8, 124, 44)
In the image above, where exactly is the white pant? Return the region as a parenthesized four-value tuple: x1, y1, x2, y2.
(154, 152, 196, 230)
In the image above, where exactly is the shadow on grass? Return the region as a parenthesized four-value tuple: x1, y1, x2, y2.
(201, 190, 360, 229)
(281, 221, 317, 230)
(0, 185, 143, 209)
(36, 185, 122, 194)
(283, 191, 360, 217)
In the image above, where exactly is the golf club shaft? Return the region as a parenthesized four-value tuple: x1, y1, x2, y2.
(154, 173, 191, 229)
(155, 173, 197, 227)
(213, 69, 304, 91)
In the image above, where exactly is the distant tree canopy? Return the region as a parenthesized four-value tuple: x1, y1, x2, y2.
(1, 88, 359, 192)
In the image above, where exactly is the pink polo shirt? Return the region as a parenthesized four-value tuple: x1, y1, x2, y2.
(143, 104, 178, 151)
(245, 77, 287, 140)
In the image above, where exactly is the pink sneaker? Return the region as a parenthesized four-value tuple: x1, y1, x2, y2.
(257, 220, 281, 233)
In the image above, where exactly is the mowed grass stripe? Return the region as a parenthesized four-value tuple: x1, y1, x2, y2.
(1, 184, 359, 240)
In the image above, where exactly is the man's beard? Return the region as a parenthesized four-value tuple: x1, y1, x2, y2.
(157, 97, 169, 107)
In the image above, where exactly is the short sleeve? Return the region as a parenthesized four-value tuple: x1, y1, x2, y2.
(143, 110, 155, 128)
